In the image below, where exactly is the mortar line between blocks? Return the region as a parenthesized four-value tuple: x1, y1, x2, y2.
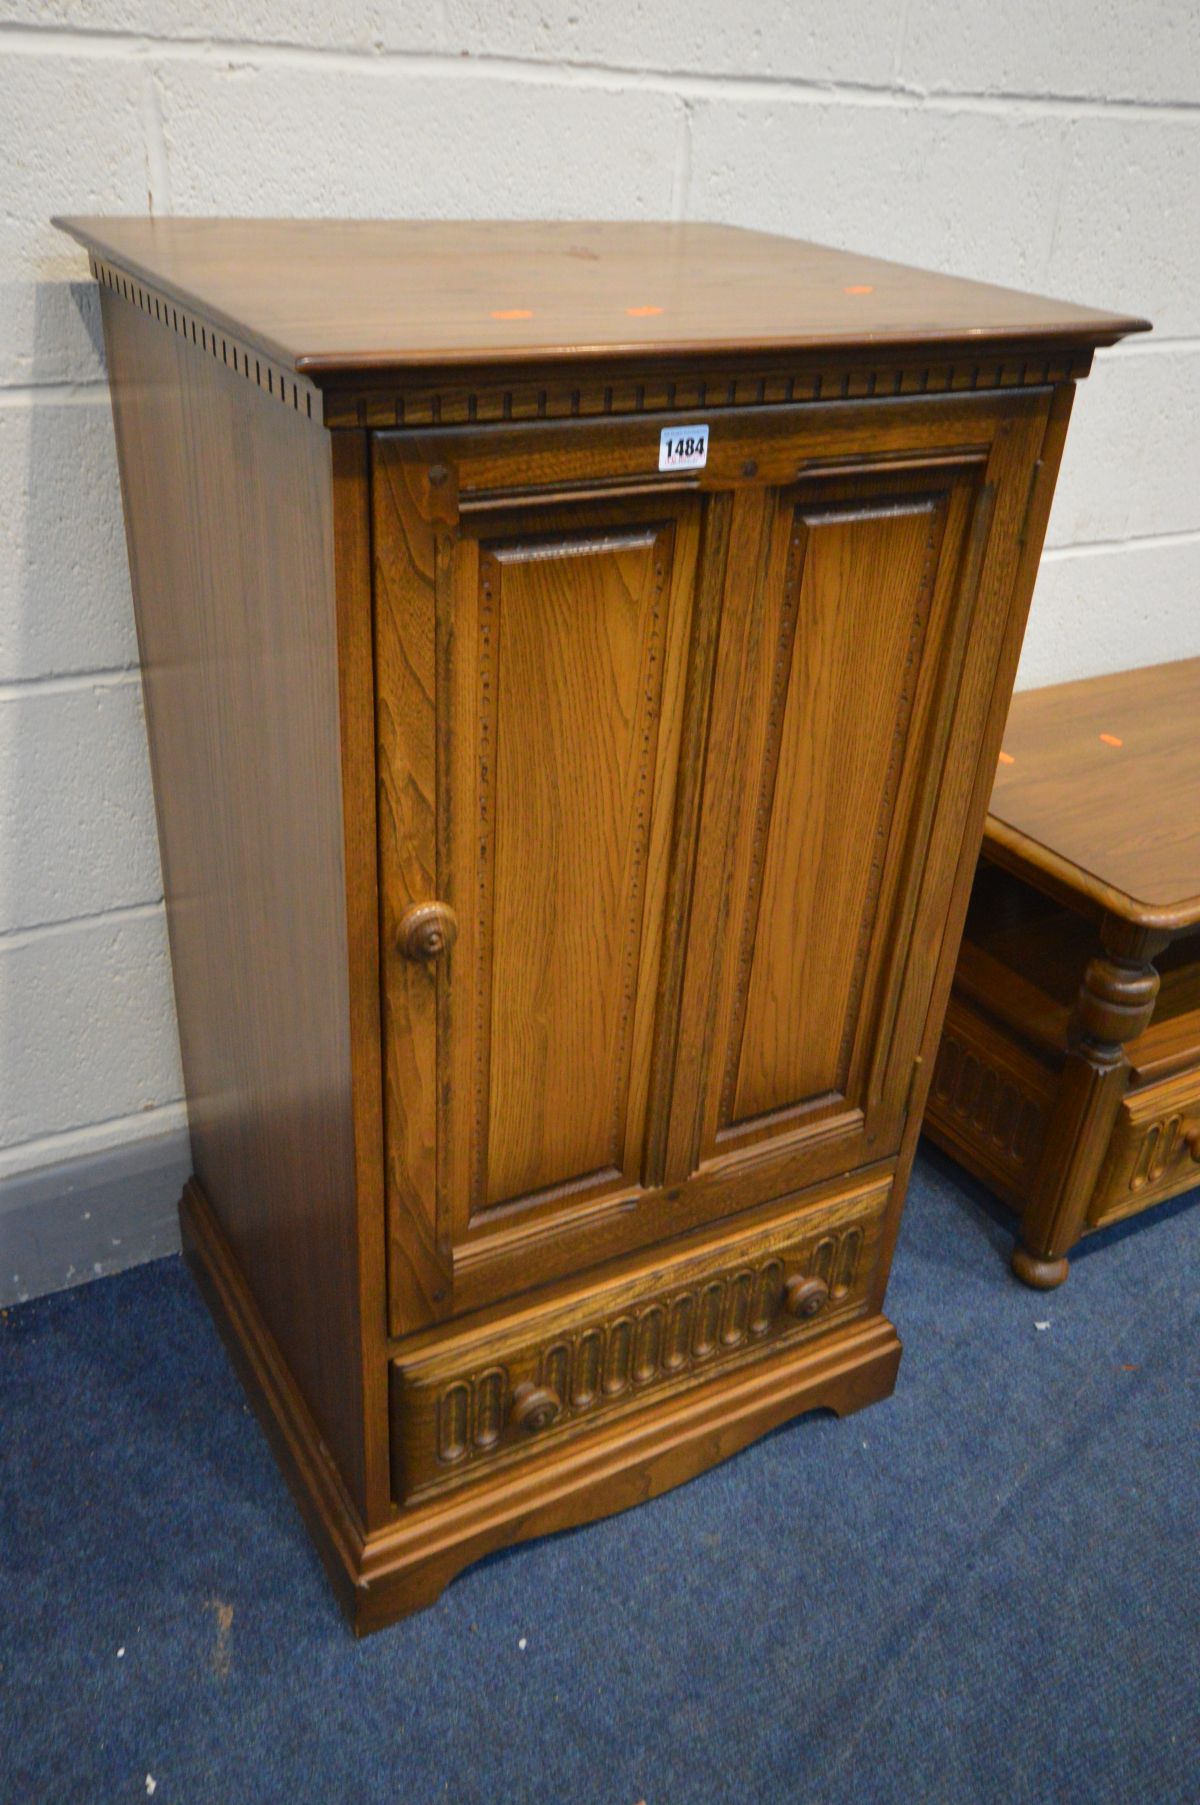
(1, 25, 1199, 120)
(0, 669, 142, 703)
(0, 1101, 189, 1186)
(1041, 527, 1200, 561)
(0, 899, 166, 952)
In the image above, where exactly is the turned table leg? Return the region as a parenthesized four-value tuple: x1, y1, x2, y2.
(1012, 917, 1167, 1289)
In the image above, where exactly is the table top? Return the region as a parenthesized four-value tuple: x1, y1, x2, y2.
(987, 658, 1200, 931)
(53, 217, 1147, 378)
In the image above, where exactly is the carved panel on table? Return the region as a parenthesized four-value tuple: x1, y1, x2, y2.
(1090, 1067, 1200, 1228)
(927, 1000, 1055, 1193)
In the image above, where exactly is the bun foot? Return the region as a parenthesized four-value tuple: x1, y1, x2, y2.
(1011, 1243, 1070, 1290)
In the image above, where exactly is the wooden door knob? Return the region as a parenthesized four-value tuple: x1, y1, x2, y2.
(784, 1275, 830, 1319)
(397, 901, 458, 962)
(510, 1383, 561, 1434)
(1184, 1126, 1200, 1163)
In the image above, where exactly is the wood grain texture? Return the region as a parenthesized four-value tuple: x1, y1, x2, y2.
(384, 389, 1049, 500)
(101, 289, 371, 1514)
(74, 244, 1102, 434)
(728, 492, 945, 1125)
(989, 657, 1200, 929)
(659, 486, 772, 1189)
(372, 446, 451, 1332)
(330, 431, 393, 1525)
(929, 997, 1055, 1203)
(57, 218, 1146, 375)
(391, 1175, 890, 1503)
(376, 459, 708, 1329)
(1012, 917, 1166, 1287)
(1092, 1061, 1200, 1227)
(478, 522, 673, 1210)
(866, 380, 1079, 1311)
(1127, 947, 1200, 1082)
(671, 426, 1037, 1204)
(928, 868, 1200, 1243)
(929, 662, 1200, 1286)
(182, 1160, 900, 1636)
(180, 1178, 366, 1618)
(318, 348, 1098, 433)
(358, 1309, 901, 1635)
(375, 394, 1054, 1328)
(77, 217, 1139, 1629)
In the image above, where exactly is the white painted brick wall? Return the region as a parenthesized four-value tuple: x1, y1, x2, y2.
(1, 1, 1198, 1183)
(0, 910, 183, 1163)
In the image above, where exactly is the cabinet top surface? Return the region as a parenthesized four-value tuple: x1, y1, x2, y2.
(988, 658, 1200, 930)
(55, 217, 1146, 376)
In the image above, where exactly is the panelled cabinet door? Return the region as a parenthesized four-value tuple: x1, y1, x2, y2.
(374, 447, 713, 1334)
(664, 453, 1004, 1203)
(374, 400, 1045, 1335)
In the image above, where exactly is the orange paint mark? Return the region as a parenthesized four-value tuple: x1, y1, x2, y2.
(844, 284, 874, 295)
(1099, 733, 1123, 748)
(490, 308, 533, 320)
(997, 751, 1015, 766)
(626, 304, 664, 316)
(1120, 1364, 1138, 1371)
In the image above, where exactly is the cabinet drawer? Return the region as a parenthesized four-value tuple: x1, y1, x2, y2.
(389, 1174, 890, 1504)
(1090, 1065, 1200, 1229)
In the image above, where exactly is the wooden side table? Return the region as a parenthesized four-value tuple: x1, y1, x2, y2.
(926, 658, 1200, 1288)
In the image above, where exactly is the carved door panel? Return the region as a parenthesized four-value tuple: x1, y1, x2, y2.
(374, 447, 711, 1334)
(374, 399, 1045, 1336)
(663, 450, 1015, 1203)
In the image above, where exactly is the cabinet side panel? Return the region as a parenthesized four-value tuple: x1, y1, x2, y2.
(101, 290, 367, 1510)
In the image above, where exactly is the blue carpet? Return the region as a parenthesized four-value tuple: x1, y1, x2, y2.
(2, 1147, 1197, 1805)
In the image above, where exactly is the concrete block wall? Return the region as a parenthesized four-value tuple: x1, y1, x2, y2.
(2, 2, 1198, 1298)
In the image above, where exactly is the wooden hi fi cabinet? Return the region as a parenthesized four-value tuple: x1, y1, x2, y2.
(57, 216, 1143, 1631)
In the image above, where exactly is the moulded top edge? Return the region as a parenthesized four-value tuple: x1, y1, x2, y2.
(54, 216, 1150, 379)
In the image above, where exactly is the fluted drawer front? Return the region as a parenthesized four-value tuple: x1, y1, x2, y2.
(389, 1173, 891, 1504)
(1091, 1065, 1200, 1229)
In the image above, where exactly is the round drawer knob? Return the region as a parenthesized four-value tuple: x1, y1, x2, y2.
(397, 901, 458, 963)
(784, 1275, 830, 1319)
(510, 1383, 561, 1434)
(1185, 1127, 1200, 1163)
